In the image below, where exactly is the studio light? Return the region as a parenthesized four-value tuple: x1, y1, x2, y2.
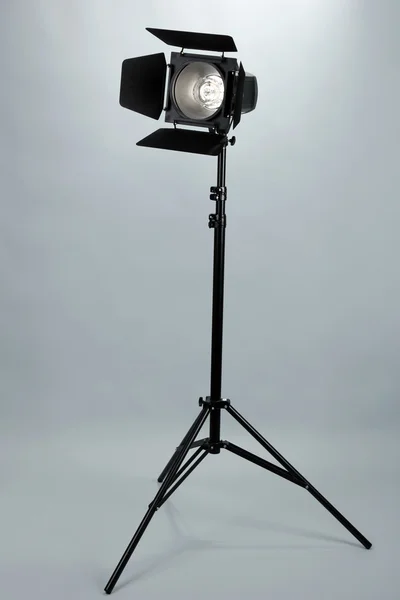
(103, 27, 372, 597)
(118, 27, 258, 154)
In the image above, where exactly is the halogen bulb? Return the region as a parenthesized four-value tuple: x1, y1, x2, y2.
(192, 74, 224, 112)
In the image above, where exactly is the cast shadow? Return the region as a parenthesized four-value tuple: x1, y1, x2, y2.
(107, 500, 361, 593)
(230, 513, 361, 549)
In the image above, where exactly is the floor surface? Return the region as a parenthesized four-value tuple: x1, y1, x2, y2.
(1, 418, 398, 599)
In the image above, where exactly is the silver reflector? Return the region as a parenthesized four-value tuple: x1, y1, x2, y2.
(173, 62, 224, 120)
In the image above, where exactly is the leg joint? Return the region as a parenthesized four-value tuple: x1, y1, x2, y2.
(199, 396, 230, 409)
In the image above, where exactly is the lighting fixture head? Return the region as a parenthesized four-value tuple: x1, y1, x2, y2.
(119, 28, 258, 154)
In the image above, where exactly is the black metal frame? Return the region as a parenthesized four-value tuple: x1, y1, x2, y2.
(164, 51, 238, 134)
(104, 139, 372, 595)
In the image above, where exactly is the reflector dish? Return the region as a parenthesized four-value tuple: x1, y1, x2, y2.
(173, 62, 224, 120)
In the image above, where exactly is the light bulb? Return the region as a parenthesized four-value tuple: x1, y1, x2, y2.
(192, 74, 224, 112)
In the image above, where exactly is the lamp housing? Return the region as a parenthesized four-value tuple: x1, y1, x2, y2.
(164, 52, 239, 134)
(118, 28, 258, 154)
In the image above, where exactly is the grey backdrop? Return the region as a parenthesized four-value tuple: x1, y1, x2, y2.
(1, 1, 399, 599)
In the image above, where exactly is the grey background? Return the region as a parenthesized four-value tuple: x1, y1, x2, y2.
(1, 1, 399, 599)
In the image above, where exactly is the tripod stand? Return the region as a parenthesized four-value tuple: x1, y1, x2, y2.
(104, 138, 372, 594)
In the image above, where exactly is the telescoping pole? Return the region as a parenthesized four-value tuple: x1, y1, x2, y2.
(208, 142, 228, 453)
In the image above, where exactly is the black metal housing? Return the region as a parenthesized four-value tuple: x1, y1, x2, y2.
(164, 52, 238, 134)
(233, 62, 246, 129)
(241, 71, 258, 114)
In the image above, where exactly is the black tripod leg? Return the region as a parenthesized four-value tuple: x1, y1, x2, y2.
(226, 404, 372, 550)
(157, 407, 208, 483)
(104, 407, 209, 595)
(155, 449, 208, 509)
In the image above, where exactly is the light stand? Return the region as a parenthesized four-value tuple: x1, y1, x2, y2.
(104, 137, 372, 595)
